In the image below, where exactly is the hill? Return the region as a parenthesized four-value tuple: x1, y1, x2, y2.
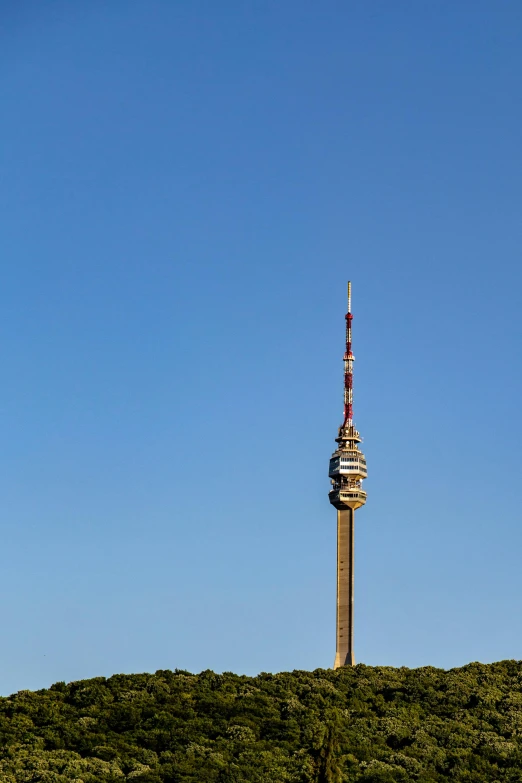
(1, 661, 522, 782)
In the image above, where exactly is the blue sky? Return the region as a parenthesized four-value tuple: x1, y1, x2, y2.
(1, 0, 522, 694)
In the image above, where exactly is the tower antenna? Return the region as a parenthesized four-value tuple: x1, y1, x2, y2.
(344, 281, 354, 428)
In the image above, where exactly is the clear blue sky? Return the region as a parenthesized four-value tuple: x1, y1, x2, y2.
(1, 0, 521, 695)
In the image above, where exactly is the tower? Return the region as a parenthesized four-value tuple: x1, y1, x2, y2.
(328, 282, 367, 668)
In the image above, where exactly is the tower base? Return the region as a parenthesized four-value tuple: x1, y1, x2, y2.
(334, 650, 355, 668)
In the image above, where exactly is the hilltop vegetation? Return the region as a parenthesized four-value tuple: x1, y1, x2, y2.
(1, 661, 522, 782)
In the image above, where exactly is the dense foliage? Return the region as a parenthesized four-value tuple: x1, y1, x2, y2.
(1, 661, 522, 782)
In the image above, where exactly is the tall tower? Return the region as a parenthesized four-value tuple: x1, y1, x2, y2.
(328, 282, 367, 668)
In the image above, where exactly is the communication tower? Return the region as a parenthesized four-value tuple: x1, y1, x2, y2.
(328, 282, 367, 668)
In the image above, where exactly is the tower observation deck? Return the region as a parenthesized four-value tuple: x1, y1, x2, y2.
(328, 282, 367, 668)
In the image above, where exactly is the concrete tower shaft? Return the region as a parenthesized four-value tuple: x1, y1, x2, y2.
(328, 282, 367, 668)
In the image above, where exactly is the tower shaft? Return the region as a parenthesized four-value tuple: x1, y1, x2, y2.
(335, 507, 355, 667)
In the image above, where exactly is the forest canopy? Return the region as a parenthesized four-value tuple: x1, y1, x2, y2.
(1, 661, 522, 782)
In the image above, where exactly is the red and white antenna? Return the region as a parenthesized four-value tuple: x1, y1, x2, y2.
(343, 281, 354, 427)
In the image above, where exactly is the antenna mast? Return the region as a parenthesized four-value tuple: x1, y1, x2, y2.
(343, 281, 354, 428)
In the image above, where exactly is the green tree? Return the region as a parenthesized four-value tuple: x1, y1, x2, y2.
(313, 716, 342, 783)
